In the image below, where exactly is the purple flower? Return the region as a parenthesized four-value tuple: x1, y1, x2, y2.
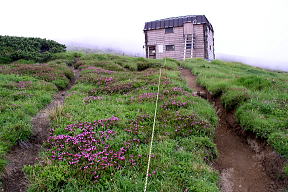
(83, 96, 103, 103)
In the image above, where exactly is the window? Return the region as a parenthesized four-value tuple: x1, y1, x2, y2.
(193, 36, 196, 49)
(165, 27, 174, 34)
(165, 45, 175, 51)
(209, 45, 212, 51)
(186, 43, 192, 49)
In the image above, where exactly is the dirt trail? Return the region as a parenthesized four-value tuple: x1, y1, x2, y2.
(1, 68, 80, 192)
(181, 68, 287, 192)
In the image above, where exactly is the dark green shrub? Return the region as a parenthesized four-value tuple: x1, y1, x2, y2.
(0, 35, 66, 63)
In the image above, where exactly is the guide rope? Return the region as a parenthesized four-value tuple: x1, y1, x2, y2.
(143, 57, 166, 192)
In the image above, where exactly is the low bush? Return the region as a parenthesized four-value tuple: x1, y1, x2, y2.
(0, 35, 66, 63)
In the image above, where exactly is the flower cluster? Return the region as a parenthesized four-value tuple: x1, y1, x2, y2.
(82, 66, 114, 74)
(3, 64, 58, 81)
(47, 116, 132, 180)
(80, 76, 113, 85)
(162, 112, 211, 137)
(89, 82, 134, 95)
(83, 96, 103, 103)
(0, 64, 72, 89)
(17, 81, 32, 88)
(161, 100, 189, 110)
(172, 87, 184, 92)
(124, 114, 152, 144)
(162, 80, 171, 85)
(130, 92, 158, 102)
(124, 118, 144, 136)
(142, 69, 158, 77)
(94, 77, 113, 85)
(162, 87, 190, 96)
(47, 116, 149, 181)
(161, 76, 171, 85)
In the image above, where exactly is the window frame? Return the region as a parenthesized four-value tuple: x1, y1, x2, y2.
(186, 43, 192, 49)
(165, 45, 175, 51)
(165, 27, 174, 34)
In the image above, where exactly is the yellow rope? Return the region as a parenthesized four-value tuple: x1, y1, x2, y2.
(143, 57, 166, 192)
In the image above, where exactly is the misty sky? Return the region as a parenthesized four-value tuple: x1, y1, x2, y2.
(1, 0, 288, 70)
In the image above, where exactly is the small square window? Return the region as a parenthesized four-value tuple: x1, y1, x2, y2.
(165, 27, 174, 34)
(186, 44, 192, 49)
(165, 45, 175, 51)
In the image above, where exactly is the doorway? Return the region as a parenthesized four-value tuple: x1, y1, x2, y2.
(148, 46, 156, 59)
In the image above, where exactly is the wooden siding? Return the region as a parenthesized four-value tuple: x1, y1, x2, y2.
(146, 27, 184, 60)
(145, 24, 213, 60)
(206, 26, 214, 60)
(184, 23, 193, 34)
(192, 24, 205, 58)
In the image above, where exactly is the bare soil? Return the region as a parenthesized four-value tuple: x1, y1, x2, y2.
(1, 68, 80, 192)
(181, 68, 287, 192)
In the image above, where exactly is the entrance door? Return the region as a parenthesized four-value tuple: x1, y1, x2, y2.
(148, 46, 156, 59)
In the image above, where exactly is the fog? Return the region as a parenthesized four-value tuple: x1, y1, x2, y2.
(1, 0, 288, 71)
(217, 54, 288, 72)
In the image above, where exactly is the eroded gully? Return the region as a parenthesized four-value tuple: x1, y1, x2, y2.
(181, 68, 287, 192)
(1, 68, 80, 192)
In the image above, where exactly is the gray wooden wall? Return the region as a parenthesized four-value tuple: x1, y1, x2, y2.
(206, 26, 215, 60)
(146, 27, 184, 60)
(145, 24, 214, 60)
(193, 24, 205, 58)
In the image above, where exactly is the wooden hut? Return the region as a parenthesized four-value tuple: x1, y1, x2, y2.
(144, 15, 214, 60)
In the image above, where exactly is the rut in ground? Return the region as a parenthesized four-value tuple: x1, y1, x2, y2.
(181, 68, 287, 192)
(1, 68, 80, 192)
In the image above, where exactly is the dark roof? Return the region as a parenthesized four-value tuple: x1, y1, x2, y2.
(144, 15, 213, 32)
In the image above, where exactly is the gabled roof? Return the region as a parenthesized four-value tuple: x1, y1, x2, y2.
(144, 15, 213, 32)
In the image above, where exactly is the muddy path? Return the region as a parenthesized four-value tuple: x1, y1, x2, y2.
(1, 68, 80, 192)
(181, 68, 287, 192)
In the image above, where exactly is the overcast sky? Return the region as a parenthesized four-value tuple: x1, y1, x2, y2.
(1, 0, 288, 70)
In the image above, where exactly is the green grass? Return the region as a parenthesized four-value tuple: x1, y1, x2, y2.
(24, 54, 219, 191)
(2, 52, 287, 190)
(0, 55, 76, 171)
(0, 62, 74, 90)
(284, 163, 288, 175)
(181, 59, 288, 158)
(0, 74, 57, 170)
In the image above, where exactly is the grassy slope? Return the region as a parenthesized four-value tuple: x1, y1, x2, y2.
(24, 54, 219, 191)
(0, 74, 57, 169)
(0, 60, 74, 170)
(181, 59, 288, 159)
(2, 53, 287, 191)
(0, 61, 74, 90)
